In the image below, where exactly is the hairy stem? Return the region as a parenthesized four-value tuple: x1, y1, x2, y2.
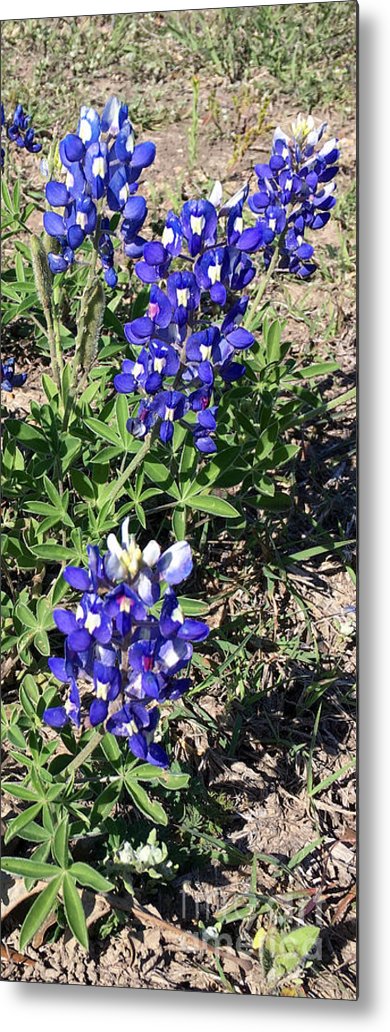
(244, 243, 281, 332)
(105, 432, 155, 515)
(64, 728, 104, 777)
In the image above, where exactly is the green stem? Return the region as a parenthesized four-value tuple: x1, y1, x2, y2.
(105, 433, 154, 514)
(42, 299, 61, 390)
(65, 728, 104, 777)
(69, 215, 102, 392)
(244, 243, 281, 332)
(52, 283, 64, 386)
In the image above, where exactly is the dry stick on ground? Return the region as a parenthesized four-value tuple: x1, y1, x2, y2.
(2, 879, 255, 977)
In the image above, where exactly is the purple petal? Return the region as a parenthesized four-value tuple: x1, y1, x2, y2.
(48, 657, 69, 682)
(89, 698, 109, 726)
(43, 705, 68, 728)
(63, 566, 91, 591)
(68, 628, 92, 651)
(178, 619, 210, 642)
(53, 609, 77, 635)
(157, 541, 193, 585)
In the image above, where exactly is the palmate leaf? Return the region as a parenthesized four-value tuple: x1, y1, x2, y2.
(62, 873, 89, 950)
(19, 874, 63, 951)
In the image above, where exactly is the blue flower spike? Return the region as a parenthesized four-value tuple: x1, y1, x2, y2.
(43, 523, 209, 768)
(42, 95, 157, 286)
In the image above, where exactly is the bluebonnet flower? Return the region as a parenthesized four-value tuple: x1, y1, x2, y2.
(194, 246, 231, 305)
(107, 701, 167, 767)
(111, 120, 338, 459)
(1, 357, 27, 392)
(1, 103, 41, 165)
(239, 115, 340, 277)
(167, 270, 201, 325)
(161, 210, 183, 256)
(114, 340, 180, 396)
(124, 285, 172, 345)
(192, 407, 218, 454)
(180, 199, 217, 257)
(98, 230, 118, 288)
(136, 241, 172, 284)
(153, 390, 186, 443)
(44, 678, 81, 730)
(43, 522, 208, 767)
(43, 95, 156, 285)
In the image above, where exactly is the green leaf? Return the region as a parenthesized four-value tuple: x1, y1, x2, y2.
(2, 782, 39, 802)
(280, 924, 320, 960)
(5, 419, 49, 454)
(71, 469, 96, 501)
(144, 460, 175, 486)
(132, 765, 190, 790)
(42, 374, 59, 402)
(19, 875, 62, 951)
(68, 862, 114, 893)
(116, 394, 129, 445)
(52, 817, 69, 868)
(62, 873, 89, 949)
(91, 779, 122, 826)
(1, 856, 59, 879)
(124, 777, 168, 825)
(24, 842, 52, 889)
(7, 725, 27, 750)
(17, 821, 51, 844)
(14, 602, 37, 630)
(309, 757, 355, 797)
(256, 422, 279, 461)
(186, 494, 239, 519)
(4, 802, 43, 843)
(43, 476, 63, 508)
(30, 542, 75, 562)
(50, 573, 70, 607)
(33, 629, 51, 656)
(177, 597, 209, 616)
(266, 320, 282, 363)
(84, 417, 122, 446)
(288, 540, 354, 561)
(100, 733, 121, 765)
(36, 597, 55, 629)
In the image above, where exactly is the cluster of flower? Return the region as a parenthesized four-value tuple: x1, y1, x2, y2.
(44, 520, 209, 767)
(239, 114, 340, 277)
(113, 116, 339, 453)
(0, 357, 27, 392)
(1, 102, 42, 168)
(114, 186, 256, 454)
(42, 96, 155, 287)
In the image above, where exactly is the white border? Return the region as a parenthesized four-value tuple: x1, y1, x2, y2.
(2, 0, 390, 1027)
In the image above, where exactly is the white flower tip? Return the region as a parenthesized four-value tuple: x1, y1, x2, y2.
(142, 540, 161, 567)
(208, 180, 223, 207)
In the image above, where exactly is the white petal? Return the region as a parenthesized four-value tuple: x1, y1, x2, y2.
(107, 533, 122, 559)
(142, 540, 161, 567)
(208, 180, 223, 207)
(121, 517, 131, 548)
